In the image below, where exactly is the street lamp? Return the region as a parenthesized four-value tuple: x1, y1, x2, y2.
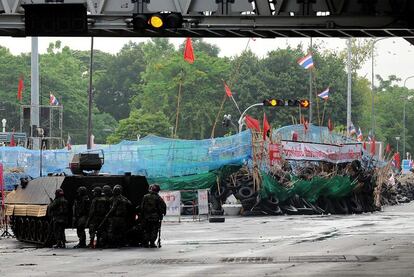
(371, 38, 393, 137)
(402, 76, 414, 158)
(396, 136, 400, 153)
(237, 103, 264, 132)
(36, 127, 44, 177)
(1, 119, 6, 133)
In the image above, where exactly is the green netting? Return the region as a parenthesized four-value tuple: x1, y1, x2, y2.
(261, 173, 358, 203)
(147, 165, 242, 201)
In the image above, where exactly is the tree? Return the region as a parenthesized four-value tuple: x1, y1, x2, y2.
(94, 42, 146, 120)
(107, 110, 171, 144)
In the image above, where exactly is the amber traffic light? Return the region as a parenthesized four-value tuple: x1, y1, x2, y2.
(133, 13, 183, 30)
(263, 99, 284, 107)
(300, 99, 310, 109)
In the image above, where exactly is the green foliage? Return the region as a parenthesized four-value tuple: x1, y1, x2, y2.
(106, 110, 171, 144)
(0, 38, 411, 155)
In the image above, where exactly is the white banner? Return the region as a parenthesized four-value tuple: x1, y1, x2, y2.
(159, 191, 181, 216)
(197, 189, 209, 215)
(281, 141, 362, 163)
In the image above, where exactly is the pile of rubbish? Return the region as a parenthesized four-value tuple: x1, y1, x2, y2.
(209, 160, 378, 216)
(377, 173, 414, 206)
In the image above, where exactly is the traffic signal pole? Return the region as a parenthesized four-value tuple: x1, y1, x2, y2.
(237, 103, 264, 132)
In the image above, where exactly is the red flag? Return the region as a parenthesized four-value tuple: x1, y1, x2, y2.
(9, 133, 16, 147)
(363, 141, 367, 150)
(394, 152, 401, 169)
(0, 163, 4, 209)
(224, 81, 232, 97)
(263, 113, 270, 140)
(17, 76, 24, 102)
(328, 118, 333, 132)
(245, 115, 260, 131)
(370, 137, 376, 156)
(183, 37, 195, 64)
(385, 143, 391, 153)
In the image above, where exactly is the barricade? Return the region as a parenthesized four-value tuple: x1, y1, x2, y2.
(160, 189, 210, 222)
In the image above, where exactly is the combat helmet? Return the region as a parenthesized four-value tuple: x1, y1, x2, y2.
(92, 186, 102, 197)
(150, 184, 160, 193)
(77, 186, 87, 196)
(55, 188, 64, 197)
(113, 185, 123, 196)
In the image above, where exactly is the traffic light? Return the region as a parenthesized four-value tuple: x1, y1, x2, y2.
(263, 99, 310, 109)
(263, 99, 285, 107)
(299, 99, 310, 109)
(287, 100, 300, 107)
(133, 13, 183, 30)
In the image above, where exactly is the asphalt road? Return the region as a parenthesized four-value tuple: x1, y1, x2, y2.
(1, 203, 414, 277)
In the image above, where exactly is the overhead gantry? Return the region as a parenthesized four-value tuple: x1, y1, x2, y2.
(0, 0, 413, 38)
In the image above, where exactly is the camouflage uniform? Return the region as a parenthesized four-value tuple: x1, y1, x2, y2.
(105, 185, 132, 247)
(73, 186, 90, 248)
(88, 187, 110, 248)
(141, 185, 166, 248)
(48, 189, 69, 248)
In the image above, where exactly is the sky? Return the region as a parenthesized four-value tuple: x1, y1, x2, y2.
(1, 36, 414, 89)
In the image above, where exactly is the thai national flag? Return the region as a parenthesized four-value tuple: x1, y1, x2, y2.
(317, 87, 330, 100)
(50, 94, 59, 106)
(357, 127, 363, 142)
(298, 53, 314, 70)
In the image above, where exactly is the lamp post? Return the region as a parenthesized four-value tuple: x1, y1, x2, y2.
(37, 127, 44, 177)
(237, 103, 264, 132)
(402, 76, 414, 158)
(371, 38, 391, 137)
(396, 136, 400, 153)
(1, 119, 6, 133)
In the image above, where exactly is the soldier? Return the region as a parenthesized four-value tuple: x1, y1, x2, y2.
(87, 187, 110, 248)
(141, 184, 166, 248)
(103, 185, 112, 199)
(102, 185, 132, 247)
(73, 186, 90, 248)
(48, 188, 69, 248)
(100, 185, 113, 246)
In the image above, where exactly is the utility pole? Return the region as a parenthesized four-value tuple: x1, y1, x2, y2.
(31, 37, 40, 150)
(346, 38, 352, 135)
(87, 37, 94, 150)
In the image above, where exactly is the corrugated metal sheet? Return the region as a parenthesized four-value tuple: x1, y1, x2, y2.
(5, 176, 64, 205)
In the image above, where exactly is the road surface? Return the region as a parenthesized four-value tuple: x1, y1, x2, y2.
(1, 203, 414, 276)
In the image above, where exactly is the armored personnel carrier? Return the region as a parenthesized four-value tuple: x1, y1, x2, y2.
(5, 152, 149, 244)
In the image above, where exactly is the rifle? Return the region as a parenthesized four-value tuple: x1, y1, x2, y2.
(157, 220, 162, 248)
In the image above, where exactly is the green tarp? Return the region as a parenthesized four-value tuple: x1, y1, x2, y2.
(261, 173, 358, 203)
(147, 165, 241, 201)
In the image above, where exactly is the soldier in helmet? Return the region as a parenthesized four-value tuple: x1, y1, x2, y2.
(48, 188, 69, 248)
(103, 185, 112, 199)
(141, 184, 166, 248)
(100, 185, 113, 246)
(102, 185, 132, 247)
(87, 187, 110, 248)
(73, 186, 90, 248)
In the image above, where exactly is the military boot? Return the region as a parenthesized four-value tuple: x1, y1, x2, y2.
(74, 241, 86, 248)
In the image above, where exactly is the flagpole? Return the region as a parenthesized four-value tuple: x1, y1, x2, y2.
(87, 37, 94, 150)
(174, 69, 184, 138)
(309, 38, 313, 124)
(321, 100, 327, 126)
(211, 92, 227, 138)
(211, 38, 251, 138)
